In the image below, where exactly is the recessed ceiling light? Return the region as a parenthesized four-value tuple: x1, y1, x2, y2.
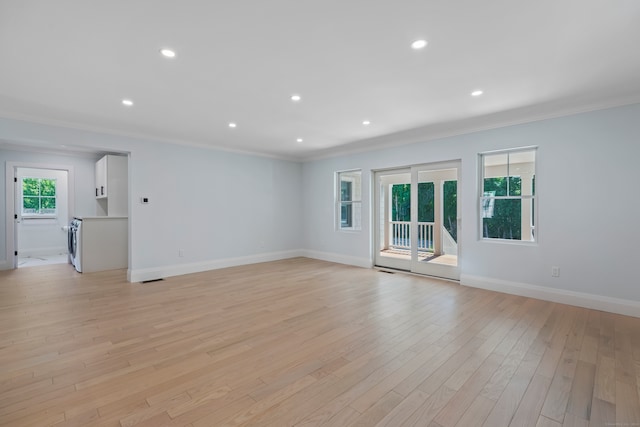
(122, 99, 133, 107)
(471, 90, 484, 97)
(411, 39, 428, 50)
(362, 120, 371, 126)
(296, 138, 303, 143)
(228, 122, 237, 128)
(160, 48, 176, 58)
(291, 94, 301, 102)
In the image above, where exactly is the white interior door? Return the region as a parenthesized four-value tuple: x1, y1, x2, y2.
(374, 161, 460, 280)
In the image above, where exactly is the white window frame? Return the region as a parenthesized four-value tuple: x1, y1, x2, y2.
(479, 147, 537, 243)
(21, 177, 58, 219)
(336, 170, 362, 231)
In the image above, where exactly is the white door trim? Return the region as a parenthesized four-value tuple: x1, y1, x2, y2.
(4, 162, 75, 269)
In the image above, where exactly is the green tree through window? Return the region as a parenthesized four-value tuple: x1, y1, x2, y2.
(391, 181, 458, 242)
(22, 178, 57, 215)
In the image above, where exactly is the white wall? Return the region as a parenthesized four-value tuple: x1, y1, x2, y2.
(302, 103, 640, 313)
(17, 167, 69, 257)
(2, 104, 638, 315)
(0, 148, 99, 264)
(0, 118, 304, 280)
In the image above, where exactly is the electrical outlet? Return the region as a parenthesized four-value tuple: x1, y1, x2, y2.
(551, 266, 560, 277)
(178, 249, 184, 258)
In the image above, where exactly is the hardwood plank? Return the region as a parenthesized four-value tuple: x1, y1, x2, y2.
(481, 349, 544, 427)
(346, 390, 403, 427)
(453, 395, 495, 427)
(433, 353, 502, 427)
(319, 406, 362, 427)
(399, 385, 457, 427)
(593, 355, 616, 404)
(536, 415, 562, 427)
(373, 389, 429, 427)
(588, 397, 615, 427)
(508, 374, 552, 427)
(539, 308, 590, 423)
(616, 380, 640, 424)
(566, 360, 596, 420)
(562, 413, 588, 427)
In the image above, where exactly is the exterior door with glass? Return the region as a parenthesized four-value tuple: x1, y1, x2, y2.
(374, 161, 460, 280)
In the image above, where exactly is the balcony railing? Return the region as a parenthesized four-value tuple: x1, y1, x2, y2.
(390, 221, 434, 251)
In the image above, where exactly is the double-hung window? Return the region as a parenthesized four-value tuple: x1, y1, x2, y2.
(480, 148, 536, 242)
(337, 170, 362, 231)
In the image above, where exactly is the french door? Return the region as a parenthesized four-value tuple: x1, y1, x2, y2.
(374, 161, 461, 280)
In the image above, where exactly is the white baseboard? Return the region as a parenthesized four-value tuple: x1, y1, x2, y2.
(300, 250, 372, 269)
(461, 274, 640, 318)
(127, 250, 304, 283)
(0, 259, 10, 270)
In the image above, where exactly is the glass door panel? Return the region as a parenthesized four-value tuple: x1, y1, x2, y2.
(411, 165, 459, 279)
(374, 169, 412, 271)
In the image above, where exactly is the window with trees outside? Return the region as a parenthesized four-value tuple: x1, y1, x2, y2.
(480, 148, 536, 242)
(22, 177, 57, 217)
(337, 170, 362, 231)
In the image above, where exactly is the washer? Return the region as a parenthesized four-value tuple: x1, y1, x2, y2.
(68, 218, 82, 272)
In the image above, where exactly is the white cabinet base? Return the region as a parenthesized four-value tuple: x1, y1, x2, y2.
(79, 217, 128, 273)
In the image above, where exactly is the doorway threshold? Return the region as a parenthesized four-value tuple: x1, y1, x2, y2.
(373, 265, 460, 284)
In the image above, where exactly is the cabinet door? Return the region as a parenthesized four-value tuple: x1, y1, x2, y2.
(95, 156, 108, 198)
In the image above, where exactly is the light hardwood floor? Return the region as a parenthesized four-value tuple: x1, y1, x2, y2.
(0, 258, 638, 426)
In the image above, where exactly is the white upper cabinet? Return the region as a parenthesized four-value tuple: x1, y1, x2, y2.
(95, 155, 128, 216)
(95, 155, 108, 198)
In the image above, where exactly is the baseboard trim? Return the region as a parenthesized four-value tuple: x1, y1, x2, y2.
(300, 250, 372, 269)
(461, 274, 640, 318)
(0, 259, 10, 270)
(127, 250, 304, 283)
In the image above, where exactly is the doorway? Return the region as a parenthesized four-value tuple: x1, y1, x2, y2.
(5, 163, 75, 269)
(374, 161, 460, 280)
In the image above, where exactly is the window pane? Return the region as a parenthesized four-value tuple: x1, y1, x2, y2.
(443, 180, 457, 242)
(482, 199, 522, 239)
(341, 181, 352, 202)
(23, 196, 39, 211)
(484, 177, 507, 196)
(532, 175, 535, 196)
(417, 182, 434, 223)
(41, 197, 56, 210)
(483, 153, 508, 182)
(509, 150, 535, 195)
(508, 176, 522, 196)
(339, 171, 361, 201)
(23, 178, 39, 196)
(40, 179, 56, 196)
(391, 184, 410, 221)
(341, 202, 352, 227)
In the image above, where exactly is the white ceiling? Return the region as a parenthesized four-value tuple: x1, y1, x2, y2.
(1, 0, 639, 160)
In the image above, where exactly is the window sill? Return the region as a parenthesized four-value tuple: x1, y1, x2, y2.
(22, 216, 58, 220)
(480, 237, 537, 246)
